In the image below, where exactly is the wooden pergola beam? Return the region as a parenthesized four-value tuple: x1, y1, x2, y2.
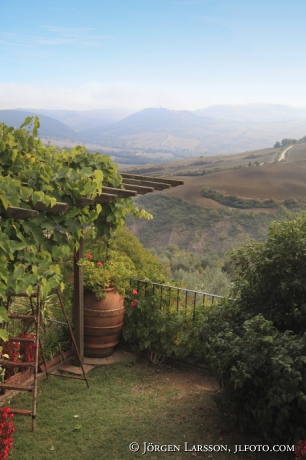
(31, 201, 69, 213)
(120, 173, 184, 187)
(122, 183, 154, 194)
(76, 193, 118, 206)
(95, 193, 118, 203)
(76, 198, 95, 207)
(101, 186, 137, 198)
(122, 178, 170, 191)
(5, 206, 39, 219)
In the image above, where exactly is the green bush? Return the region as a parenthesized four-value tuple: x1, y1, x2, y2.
(230, 212, 306, 333)
(40, 323, 71, 361)
(199, 212, 306, 444)
(201, 309, 306, 443)
(201, 188, 276, 209)
(85, 228, 166, 283)
(123, 289, 211, 363)
(172, 267, 230, 296)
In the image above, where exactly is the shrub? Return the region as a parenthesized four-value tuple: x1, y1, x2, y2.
(202, 310, 306, 443)
(201, 188, 276, 209)
(123, 289, 211, 363)
(40, 323, 70, 361)
(84, 228, 166, 283)
(198, 212, 306, 444)
(230, 212, 306, 333)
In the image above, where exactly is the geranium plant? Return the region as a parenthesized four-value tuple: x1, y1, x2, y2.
(78, 249, 136, 299)
(1, 333, 37, 379)
(295, 440, 306, 460)
(0, 407, 15, 460)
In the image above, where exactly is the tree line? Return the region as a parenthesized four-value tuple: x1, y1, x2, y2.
(274, 134, 306, 148)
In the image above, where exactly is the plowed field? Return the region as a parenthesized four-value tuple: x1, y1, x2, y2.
(162, 160, 306, 204)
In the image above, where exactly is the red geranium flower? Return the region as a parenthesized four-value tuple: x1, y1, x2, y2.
(295, 440, 306, 460)
(97, 261, 103, 266)
(132, 289, 138, 295)
(85, 254, 93, 259)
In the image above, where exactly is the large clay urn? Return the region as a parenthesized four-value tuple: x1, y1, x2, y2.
(84, 287, 125, 358)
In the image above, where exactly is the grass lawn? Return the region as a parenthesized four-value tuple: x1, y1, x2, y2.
(7, 357, 293, 460)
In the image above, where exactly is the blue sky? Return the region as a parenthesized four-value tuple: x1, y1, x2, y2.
(1, 0, 305, 111)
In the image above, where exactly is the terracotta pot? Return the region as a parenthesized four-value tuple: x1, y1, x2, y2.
(84, 288, 125, 358)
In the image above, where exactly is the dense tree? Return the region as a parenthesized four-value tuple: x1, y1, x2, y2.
(201, 212, 306, 443)
(230, 211, 306, 333)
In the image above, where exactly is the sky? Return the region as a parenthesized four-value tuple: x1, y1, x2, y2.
(1, 0, 306, 111)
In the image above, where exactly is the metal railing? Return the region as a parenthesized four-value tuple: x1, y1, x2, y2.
(129, 278, 224, 319)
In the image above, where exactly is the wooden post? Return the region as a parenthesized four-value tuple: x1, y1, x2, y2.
(73, 237, 84, 364)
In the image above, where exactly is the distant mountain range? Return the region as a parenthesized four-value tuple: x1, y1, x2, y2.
(1, 105, 305, 159)
(18, 108, 134, 131)
(194, 104, 306, 122)
(0, 109, 81, 142)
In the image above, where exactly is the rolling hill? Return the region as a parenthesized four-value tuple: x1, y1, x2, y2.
(21, 108, 134, 131)
(1, 105, 306, 164)
(78, 107, 306, 155)
(125, 143, 306, 256)
(0, 110, 81, 142)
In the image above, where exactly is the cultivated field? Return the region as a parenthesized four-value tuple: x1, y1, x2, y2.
(288, 143, 306, 162)
(123, 148, 280, 175)
(166, 161, 306, 202)
(125, 144, 306, 256)
(124, 144, 306, 206)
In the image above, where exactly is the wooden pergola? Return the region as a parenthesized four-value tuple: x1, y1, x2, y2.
(3, 173, 184, 364)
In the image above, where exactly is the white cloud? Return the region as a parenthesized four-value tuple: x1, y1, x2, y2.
(1, 81, 305, 112)
(0, 82, 212, 111)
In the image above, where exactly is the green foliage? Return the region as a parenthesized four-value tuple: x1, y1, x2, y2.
(155, 244, 219, 272)
(78, 250, 136, 299)
(198, 212, 306, 443)
(81, 228, 166, 298)
(128, 194, 306, 258)
(177, 165, 246, 177)
(281, 138, 297, 147)
(127, 194, 229, 254)
(123, 288, 214, 362)
(201, 309, 306, 443)
(8, 294, 63, 333)
(151, 244, 230, 295)
(0, 306, 9, 324)
(0, 117, 149, 301)
(230, 212, 306, 333)
(172, 267, 230, 296)
(105, 228, 166, 282)
(0, 307, 9, 341)
(201, 188, 276, 209)
(273, 135, 306, 148)
(40, 323, 71, 361)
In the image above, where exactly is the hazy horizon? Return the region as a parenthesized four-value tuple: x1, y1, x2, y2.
(5, 103, 306, 114)
(1, 0, 306, 112)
